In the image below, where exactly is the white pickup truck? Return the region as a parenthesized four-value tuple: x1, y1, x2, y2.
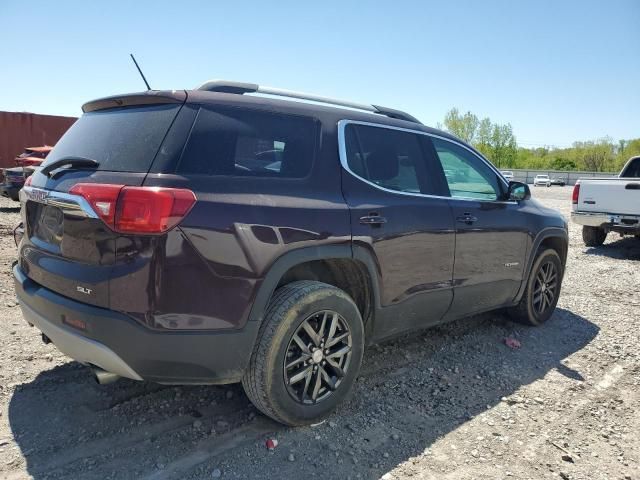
(571, 156, 640, 246)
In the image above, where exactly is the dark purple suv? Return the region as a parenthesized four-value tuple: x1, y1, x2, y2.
(14, 82, 568, 426)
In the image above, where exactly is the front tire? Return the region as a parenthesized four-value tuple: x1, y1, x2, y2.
(242, 281, 364, 426)
(582, 226, 607, 247)
(508, 249, 563, 326)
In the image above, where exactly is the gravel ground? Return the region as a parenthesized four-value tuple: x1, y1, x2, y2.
(0, 186, 638, 480)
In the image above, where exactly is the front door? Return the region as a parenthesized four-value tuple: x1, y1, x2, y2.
(428, 137, 528, 319)
(339, 121, 456, 340)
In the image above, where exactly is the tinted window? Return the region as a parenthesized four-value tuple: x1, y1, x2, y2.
(432, 138, 501, 200)
(344, 124, 432, 194)
(42, 104, 181, 172)
(622, 157, 640, 177)
(177, 107, 317, 178)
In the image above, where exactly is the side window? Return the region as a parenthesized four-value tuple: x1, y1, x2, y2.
(431, 138, 501, 200)
(177, 107, 317, 178)
(343, 124, 432, 194)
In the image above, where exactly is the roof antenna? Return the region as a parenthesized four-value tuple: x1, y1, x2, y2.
(129, 53, 151, 90)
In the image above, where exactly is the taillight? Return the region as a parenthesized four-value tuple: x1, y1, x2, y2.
(115, 187, 196, 233)
(69, 183, 196, 234)
(70, 183, 123, 226)
(572, 182, 580, 204)
(24, 175, 33, 186)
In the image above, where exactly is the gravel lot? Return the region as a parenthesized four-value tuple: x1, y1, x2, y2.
(0, 186, 638, 480)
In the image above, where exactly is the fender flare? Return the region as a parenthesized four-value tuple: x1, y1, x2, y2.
(513, 227, 568, 303)
(246, 244, 381, 324)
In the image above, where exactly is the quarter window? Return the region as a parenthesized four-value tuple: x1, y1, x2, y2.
(177, 107, 317, 178)
(431, 138, 501, 200)
(343, 124, 433, 194)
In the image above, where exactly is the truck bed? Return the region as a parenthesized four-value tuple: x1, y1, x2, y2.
(576, 178, 640, 216)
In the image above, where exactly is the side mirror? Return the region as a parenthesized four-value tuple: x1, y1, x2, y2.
(507, 181, 531, 201)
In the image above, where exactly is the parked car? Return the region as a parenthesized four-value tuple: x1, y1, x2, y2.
(14, 145, 53, 167)
(0, 146, 53, 201)
(571, 155, 640, 246)
(0, 167, 26, 201)
(14, 82, 568, 426)
(501, 170, 514, 181)
(534, 174, 551, 187)
(550, 177, 566, 186)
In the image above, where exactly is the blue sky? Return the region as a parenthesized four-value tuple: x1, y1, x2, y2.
(1, 0, 638, 147)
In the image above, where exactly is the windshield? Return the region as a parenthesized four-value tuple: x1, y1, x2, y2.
(42, 104, 181, 173)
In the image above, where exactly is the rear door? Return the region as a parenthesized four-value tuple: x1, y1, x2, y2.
(20, 95, 187, 308)
(427, 137, 528, 318)
(339, 121, 455, 340)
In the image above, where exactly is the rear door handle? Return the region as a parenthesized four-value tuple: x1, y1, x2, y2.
(625, 183, 640, 190)
(359, 214, 387, 226)
(456, 213, 478, 225)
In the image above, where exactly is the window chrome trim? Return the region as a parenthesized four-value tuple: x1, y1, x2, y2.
(337, 119, 517, 204)
(20, 186, 99, 218)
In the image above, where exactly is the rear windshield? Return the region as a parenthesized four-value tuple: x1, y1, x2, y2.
(621, 157, 640, 177)
(176, 106, 317, 178)
(42, 104, 181, 173)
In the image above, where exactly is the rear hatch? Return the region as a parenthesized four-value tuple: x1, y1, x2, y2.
(19, 92, 188, 308)
(577, 179, 640, 216)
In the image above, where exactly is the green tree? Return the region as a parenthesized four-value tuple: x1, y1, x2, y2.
(441, 108, 639, 172)
(549, 157, 577, 170)
(442, 108, 516, 168)
(489, 123, 517, 168)
(475, 117, 493, 158)
(443, 108, 479, 143)
(573, 138, 614, 172)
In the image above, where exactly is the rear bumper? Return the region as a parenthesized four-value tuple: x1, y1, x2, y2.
(14, 265, 260, 384)
(571, 211, 640, 232)
(20, 299, 143, 380)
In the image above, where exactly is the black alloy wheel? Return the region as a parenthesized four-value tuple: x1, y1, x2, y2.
(284, 310, 353, 405)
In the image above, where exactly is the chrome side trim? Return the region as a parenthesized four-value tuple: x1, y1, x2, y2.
(197, 80, 375, 113)
(20, 186, 98, 218)
(196, 80, 421, 124)
(337, 120, 516, 204)
(258, 85, 377, 113)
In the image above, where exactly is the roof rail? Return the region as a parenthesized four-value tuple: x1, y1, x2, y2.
(196, 80, 422, 124)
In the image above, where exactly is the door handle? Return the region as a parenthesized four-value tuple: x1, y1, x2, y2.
(456, 213, 478, 225)
(625, 183, 640, 190)
(359, 213, 387, 226)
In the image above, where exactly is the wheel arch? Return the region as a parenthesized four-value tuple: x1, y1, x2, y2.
(247, 245, 381, 331)
(513, 227, 568, 303)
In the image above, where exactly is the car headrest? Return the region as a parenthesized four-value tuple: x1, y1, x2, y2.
(280, 142, 308, 178)
(366, 147, 399, 181)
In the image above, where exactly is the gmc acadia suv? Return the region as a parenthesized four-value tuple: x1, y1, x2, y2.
(14, 81, 568, 426)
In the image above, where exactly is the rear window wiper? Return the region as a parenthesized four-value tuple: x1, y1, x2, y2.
(41, 156, 100, 177)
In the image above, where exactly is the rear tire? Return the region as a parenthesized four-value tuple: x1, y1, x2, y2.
(508, 249, 563, 326)
(242, 281, 364, 426)
(582, 226, 607, 247)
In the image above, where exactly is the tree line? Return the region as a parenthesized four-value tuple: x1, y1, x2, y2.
(441, 108, 639, 172)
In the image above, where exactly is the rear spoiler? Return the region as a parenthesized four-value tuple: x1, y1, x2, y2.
(82, 90, 187, 113)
